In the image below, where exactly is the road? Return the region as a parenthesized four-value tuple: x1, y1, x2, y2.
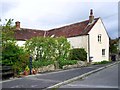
(1, 64, 110, 89)
(59, 63, 119, 89)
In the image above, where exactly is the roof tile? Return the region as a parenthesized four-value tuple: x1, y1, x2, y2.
(14, 18, 99, 40)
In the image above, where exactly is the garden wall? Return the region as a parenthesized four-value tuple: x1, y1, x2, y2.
(37, 61, 87, 73)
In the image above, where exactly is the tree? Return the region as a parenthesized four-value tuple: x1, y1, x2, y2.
(2, 19, 15, 44)
(1, 19, 29, 75)
(1, 19, 16, 66)
(110, 38, 119, 54)
(55, 37, 70, 61)
(25, 36, 70, 61)
(2, 42, 29, 75)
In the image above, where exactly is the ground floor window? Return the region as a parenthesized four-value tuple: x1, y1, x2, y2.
(102, 49, 105, 56)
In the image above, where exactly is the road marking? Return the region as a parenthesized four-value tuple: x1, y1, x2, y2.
(65, 84, 118, 88)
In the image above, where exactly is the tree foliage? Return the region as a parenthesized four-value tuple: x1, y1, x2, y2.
(2, 19, 15, 44)
(1, 19, 29, 75)
(25, 36, 70, 62)
(2, 42, 29, 74)
(110, 38, 119, 54)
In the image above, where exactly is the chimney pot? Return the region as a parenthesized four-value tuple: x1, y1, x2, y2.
(89, 9, 94, 23)
(90, 9, 93, 16)
(15, 21, 20, 30)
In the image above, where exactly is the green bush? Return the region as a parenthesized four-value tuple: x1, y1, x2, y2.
(100, 60, 110, 64)
(2, 41, 29, 75)
(25, 37, 70, 62)
(93, 60, 110, 65)
(69, 48, 87, 61)
(59, 60, 77, 69)
(32, 60, 54, 69)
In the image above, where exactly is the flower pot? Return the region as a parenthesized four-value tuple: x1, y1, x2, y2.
(24, 71, 29, 76)
(32, 69, 37, 74)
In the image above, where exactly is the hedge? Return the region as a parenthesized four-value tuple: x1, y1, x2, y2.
(69, 48, 87, 61)
(32, 60, 54, 68)
(59, 60, 77, 69)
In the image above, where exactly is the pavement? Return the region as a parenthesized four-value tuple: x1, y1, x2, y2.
(1, 61, 119, 89)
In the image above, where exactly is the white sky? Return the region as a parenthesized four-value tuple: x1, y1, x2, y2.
(1, 0, 119, 39)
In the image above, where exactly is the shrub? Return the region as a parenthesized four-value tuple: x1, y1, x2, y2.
(1, 19, 30, 75)
(25, 37, 70, 62)
(93, 60, 110, 65)
(69, 48, 87, 61)
(59, 59, 77, 69)
(2, 41, 29, 75)
(100, 60, 110, 64)
(32, 60, 54, 69)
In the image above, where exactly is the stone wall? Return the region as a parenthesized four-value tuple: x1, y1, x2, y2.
(37, 64, 55, 73)
(36, 61, 87, 73)
(63, 61, 87, 69)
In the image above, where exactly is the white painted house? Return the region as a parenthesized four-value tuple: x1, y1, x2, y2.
(14, 9, 109, 62)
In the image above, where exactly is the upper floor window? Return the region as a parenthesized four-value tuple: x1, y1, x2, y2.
(98, 34, 101, 42)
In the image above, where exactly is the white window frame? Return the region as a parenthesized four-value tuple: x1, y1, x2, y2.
(102, 49, 105, 56)
(98, 34, 102, 42)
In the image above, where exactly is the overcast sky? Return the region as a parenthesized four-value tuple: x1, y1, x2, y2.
(1, 0, 119, 39)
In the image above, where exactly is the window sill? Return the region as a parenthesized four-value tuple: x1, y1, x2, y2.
(98, 42, 102, 44)
(102, 55, 105, 57)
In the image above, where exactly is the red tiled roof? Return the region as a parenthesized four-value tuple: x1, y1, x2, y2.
(14, 18, 99, 40)
(47, 18, 99, 38)
(14, 28, 44, 40)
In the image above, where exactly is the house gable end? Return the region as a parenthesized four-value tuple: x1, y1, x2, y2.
(88, 18, 109, 39)
(88, 18, 109, 62)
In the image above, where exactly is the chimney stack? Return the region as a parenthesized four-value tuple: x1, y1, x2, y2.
(89, 9, 94, 23)
(15, 21, 20, 30)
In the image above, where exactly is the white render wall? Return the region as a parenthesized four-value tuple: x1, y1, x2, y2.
(88, 18, 109, 62)
(16, 41, 26, 47)
(67, 35, 89, 61)
(67, 35, 88, 51)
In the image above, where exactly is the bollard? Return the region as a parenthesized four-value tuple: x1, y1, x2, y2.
(29, 56, 32, 75)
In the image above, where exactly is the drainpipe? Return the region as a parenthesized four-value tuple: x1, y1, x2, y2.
(44, 31, 47, 37)
(88, 34, 90, 62)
